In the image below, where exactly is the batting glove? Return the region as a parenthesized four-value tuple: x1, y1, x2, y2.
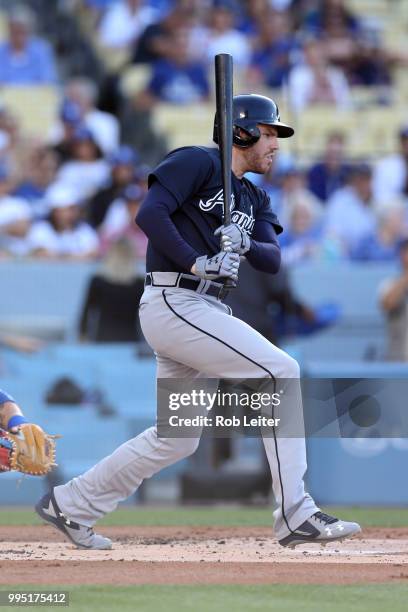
(194, 251, 240, 281)
(214, 223, 251, 255)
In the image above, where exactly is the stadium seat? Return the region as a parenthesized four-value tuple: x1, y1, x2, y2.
(348, 0, 392, 18)
(394, 68, 408, 103)
(0, 12, 6, 41)
(120, 64, 152, 97)
(294, 106, 359, 159)
(152, 103, 214, 149)
(356, 106, 408, 156)
(0, 86, 59, 139)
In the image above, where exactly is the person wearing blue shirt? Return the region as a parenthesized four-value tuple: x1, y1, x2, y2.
(249, 11, 298, 88)
(0, 6, 58, 85)
(307, 132, 350, 203)
(351, 203, 408, 262)
(145, 29, 209, 104)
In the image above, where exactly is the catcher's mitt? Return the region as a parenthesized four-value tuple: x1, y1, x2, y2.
(0, 424, 58, 476)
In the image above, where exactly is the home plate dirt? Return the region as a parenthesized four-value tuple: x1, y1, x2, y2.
(1, 526, 408, 585)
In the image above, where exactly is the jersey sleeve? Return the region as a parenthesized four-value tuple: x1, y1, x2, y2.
(255, 190, 283, 235)
(148, 147, 214, 206)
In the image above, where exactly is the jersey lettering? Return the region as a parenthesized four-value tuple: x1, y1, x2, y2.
(231, 207, 255, 234)
(147, 146, 282, 272)
(199, 189, 235, 212)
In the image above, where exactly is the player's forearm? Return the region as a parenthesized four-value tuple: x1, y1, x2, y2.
(136, 184, 199, 272)
(244, 219, 282, 273)
(0, 402, 25, 429)
(0, 389, 25, 430)
(246, 239, 281, 273)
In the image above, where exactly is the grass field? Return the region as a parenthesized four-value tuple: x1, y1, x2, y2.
(1, 506, 407, 612)
(2, 585, 408, 612)
(0, 505, 408, 527)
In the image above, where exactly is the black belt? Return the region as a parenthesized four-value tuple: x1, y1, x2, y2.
(145, 273, 229, 301)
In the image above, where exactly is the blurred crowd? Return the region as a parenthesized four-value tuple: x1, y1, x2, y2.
(88, 0, 407, 107)
(1, 106, 408, 265)
(0, 0, 407, 267)
(255, 127, 408, 264)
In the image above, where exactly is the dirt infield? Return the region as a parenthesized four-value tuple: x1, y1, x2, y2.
(0, 526, 407, 585)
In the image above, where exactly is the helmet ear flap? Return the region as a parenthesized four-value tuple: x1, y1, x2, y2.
(233, 124, 260, 148)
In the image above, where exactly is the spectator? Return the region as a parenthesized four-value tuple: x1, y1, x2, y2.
(13, 146, 59, 218)
(0, 197, 33, 257)
(237, 0, 270, 35)
(351, 201, 408, 262)
(303, 0, 361, 38)
(49, 100, 83, 164)
(100, 183, 148, 257)
(288, 38, 351, 112)
(98, 0, 158, 50)
(55, 126, 110, 199)
(225, 259, 332, 345)
(302, 0, 398, 87)
(307, 131, 350, 202)
(29, 184, 99, 259)
(324, 164, 377, 255)
(248, 10, 298, 88)
(87, 145, 139, 228)
(0, 106, 28, 181)
(266, 165, 311, 227)
(0, 164, 16, 199)
(79, 238, 145, 342)
(279, 189, 323, 264)
(203, 1, 251, 67)
(138, 28, 210, 105)
(373, 127, 408, 203)
(0, 5, 58, 84)
(0, 106, 19, 164)
(62, 77, 119, 154)
(348, 27, 393, 87)
(132, 3, 197, 64)
(379, 238, 408, 361)
(84, 0, 115, 10)
(133, 163, 151, 191)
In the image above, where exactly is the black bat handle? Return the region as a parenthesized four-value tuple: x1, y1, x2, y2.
(215, 53, 236, 290)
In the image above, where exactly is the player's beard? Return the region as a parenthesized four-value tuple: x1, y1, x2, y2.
(245, 147, 275, 175)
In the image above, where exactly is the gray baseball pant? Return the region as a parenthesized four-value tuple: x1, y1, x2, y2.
(54, 275, 318, 540)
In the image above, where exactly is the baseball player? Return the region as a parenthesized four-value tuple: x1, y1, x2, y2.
(0, 389, 28, 433)
(0, 389, 57, 475)
(36, 95, 361, 549)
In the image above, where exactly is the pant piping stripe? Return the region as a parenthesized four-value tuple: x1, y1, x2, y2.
(162, 289, 294, 535)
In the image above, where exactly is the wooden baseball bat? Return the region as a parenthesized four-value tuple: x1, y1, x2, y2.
(214, 53, 236, 290)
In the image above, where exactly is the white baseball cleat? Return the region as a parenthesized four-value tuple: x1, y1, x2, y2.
(278, 511, 361, 548)
(35, 490, 112, 550)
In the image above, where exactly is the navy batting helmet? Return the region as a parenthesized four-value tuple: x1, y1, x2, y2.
(213, 94, 294, 147)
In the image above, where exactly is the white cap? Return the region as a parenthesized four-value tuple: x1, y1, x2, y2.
(0, 197, 32, 227)
(45, 183, 81, 210)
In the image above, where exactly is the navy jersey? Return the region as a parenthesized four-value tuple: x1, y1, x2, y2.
(145, 146, 282, 273)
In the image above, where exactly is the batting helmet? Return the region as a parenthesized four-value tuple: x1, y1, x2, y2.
(213, 94, 294, 148)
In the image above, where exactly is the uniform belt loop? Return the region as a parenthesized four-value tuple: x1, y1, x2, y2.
(198, 280, 208, 294)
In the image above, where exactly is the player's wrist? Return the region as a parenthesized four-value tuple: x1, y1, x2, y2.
(241, 232, 251, 254)
(7, 414, 28, 431)
(0, 400, 22, 430)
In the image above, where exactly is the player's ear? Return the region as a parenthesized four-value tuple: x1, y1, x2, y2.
(233, 126, 253, 146)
